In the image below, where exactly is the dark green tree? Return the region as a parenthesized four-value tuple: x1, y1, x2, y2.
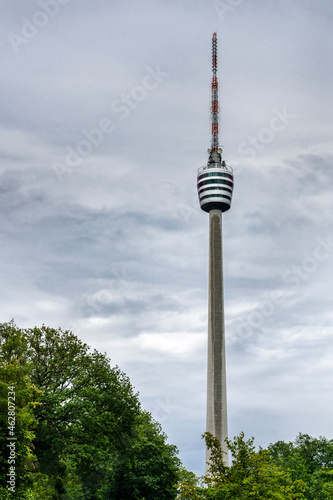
(1, 322, 181, 499)
(111, 411, 180, 500)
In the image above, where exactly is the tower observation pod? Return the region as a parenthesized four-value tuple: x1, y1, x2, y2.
(197, 32, 233, 471)
(197, 163, 234, 213)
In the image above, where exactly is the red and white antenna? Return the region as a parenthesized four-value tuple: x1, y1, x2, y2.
(211, 32, 219, 153)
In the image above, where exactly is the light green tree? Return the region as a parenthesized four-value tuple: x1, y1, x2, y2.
(0, 321, 42, 499)
(269, 434, 333, 500)
(176, 432, 306, 500)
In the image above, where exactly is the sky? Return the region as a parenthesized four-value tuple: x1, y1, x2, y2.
(1, 0, 333, 475)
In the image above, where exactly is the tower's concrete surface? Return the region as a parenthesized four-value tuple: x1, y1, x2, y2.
(206, 209, 228, 469)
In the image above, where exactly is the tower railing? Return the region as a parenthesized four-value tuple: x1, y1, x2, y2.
(197, 163, 233, 175)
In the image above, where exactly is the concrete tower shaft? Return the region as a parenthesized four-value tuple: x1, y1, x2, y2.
(206, 209, 228, 466)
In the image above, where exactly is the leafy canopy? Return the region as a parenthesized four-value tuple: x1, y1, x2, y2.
(0, 322, 180, 499)
(176, 432, 306, 500)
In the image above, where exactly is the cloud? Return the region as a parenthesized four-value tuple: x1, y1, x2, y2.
(0, 0, 333, 476)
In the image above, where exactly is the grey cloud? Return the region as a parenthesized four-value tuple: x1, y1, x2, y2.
(1, 0, 333, 477)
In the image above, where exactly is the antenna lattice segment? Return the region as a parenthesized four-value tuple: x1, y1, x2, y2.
(211, 32, 219, 152)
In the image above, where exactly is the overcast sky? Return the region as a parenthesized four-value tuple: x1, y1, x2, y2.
(1, 0, 333, 475)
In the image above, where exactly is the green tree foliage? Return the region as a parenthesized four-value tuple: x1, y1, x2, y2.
(108, 411, 180, 500)
(176, 432, 306, 500)
(269, 434, 333, 500)
(177, 432, 333, 500)
(0, 321, 42, 499)
(0, 322, 180, 499)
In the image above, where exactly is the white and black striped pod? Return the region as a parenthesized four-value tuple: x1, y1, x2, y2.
(197, 162, 234, 213)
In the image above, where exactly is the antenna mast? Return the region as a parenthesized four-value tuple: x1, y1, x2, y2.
(211, 32, 219, 152)
(208, 32, 222, 164)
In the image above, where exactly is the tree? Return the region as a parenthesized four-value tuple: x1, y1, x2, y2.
(176, 467, 205, 500)
(269, 434, 333, 500)
(113, 411, 180, 500)
(1, 322, 181, 499)
(0, 321, 42, 499)
(24, 325, 146, 498)
(176, 432, 306, 499)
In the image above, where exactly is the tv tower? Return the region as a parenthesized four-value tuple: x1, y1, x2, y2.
(197, 32, 234, 468)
